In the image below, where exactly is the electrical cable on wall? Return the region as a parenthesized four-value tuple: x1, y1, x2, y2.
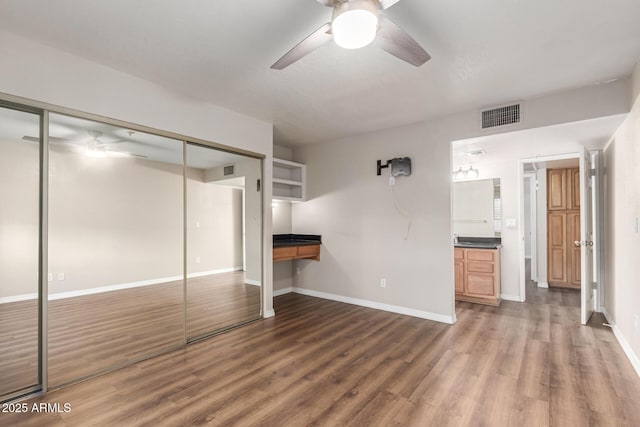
(377, 157, 413, 240)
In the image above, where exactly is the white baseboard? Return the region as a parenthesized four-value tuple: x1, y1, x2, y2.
(291, 287, 455, 324)
(501, 293, 524, 302)
(245, 279, 262, 287)
(0, 267, 243, 304)
(537, 281, 549, 288)
(263, 309, 275, 318)
(273, 287, 293, 297)
(601, 308, 640, 378)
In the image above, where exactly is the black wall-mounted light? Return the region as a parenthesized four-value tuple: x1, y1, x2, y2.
(377, 157, 412, 176)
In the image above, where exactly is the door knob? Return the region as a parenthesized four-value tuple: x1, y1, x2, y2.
(574, 241, 581, 247)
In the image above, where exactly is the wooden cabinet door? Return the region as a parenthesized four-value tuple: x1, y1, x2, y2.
(466, 274, 495, 297)
(547, 169, 567, 211)
(567, 212, 581, 286)
(455, 260, 465, 294)
(548, 212, 567, 284)
(567, 168, 581, 210)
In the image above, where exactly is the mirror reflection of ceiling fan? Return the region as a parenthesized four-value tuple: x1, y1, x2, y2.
(271, 0, 430, 70)
(22, 130, 148, 159)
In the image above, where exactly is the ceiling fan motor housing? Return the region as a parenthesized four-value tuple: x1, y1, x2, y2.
(332, 0, 380, 49)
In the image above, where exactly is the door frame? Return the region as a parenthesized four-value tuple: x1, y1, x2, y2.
(523, 172, 538, 282)
(518, 151, 601, 323)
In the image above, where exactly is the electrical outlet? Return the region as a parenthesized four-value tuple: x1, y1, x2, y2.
(195, 257, 201, 264)
(57, 272, 65, 281)
(389, 177, 395, 186)
(47, 273, 53, 282)
(380, 278, 387, 288)
(296, 267, 301, 275)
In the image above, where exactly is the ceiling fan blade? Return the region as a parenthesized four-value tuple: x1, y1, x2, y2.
(375, 17, 430, 66)
(314, 0, 336, 6)
(271, 23, 333, 70)
(378, 0, 402, 9)
(22, 135, 74, 144)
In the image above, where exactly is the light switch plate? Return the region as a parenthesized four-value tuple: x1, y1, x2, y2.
(506, 218, 517, 228)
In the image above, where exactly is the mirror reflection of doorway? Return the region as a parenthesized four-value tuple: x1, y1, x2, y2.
(185, 144, 262, 340)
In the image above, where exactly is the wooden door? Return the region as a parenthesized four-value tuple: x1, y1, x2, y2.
(567, 212, 581, 287)
(548, 212, 567, 284)
(547, 169, 567, 211)
(568, 168, 581, 210)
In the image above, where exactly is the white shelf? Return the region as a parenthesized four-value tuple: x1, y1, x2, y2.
(273, 158, 306, 201)
(273, 178, 303, 186)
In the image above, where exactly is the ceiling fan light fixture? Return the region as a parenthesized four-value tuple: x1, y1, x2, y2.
(332, 0, 379, 50)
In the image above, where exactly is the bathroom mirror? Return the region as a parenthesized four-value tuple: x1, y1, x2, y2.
(453, 178, 501, 237)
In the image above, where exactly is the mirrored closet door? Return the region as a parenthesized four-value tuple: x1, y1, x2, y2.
(0, 105, 42, 400)
(47, 113, 185, 387)
(185, 143, 262, 340)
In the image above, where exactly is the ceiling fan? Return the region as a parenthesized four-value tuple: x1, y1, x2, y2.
(22, 130, 148, 159)
(271, 0, 430, 70)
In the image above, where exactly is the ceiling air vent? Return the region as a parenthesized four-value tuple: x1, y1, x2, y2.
(223, 164, 235, 176)
(480, 104, 520, 129)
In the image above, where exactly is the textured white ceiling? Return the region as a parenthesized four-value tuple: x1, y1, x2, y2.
(1, 0, 639, 146)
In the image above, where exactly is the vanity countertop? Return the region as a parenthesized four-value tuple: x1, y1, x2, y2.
(273, 234, 322, 247)
(454, 237, 501, 249)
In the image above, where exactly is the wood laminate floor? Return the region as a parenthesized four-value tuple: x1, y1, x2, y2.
(2, 280, 639, 426)
(0, 271, 260, 394)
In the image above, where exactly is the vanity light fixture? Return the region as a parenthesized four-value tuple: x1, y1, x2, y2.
(467, 165, 479, 179)
(453, 167, 466, 180)
(452, 165, 480, 180)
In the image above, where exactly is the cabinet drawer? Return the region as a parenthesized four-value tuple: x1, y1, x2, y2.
(466, 250, 495, 262)
(297, 244, 320, 257)
(467, 261, 494, 274)
(466, 273, 495, 296)
(273, 246, 298, 260)
(454, 248, 465, 260)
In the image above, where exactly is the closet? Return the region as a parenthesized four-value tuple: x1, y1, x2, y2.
(547, 168, 581, 289)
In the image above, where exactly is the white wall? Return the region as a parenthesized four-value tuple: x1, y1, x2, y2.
(0, 141, 244, 298)
(292, 122, 456, 321)
(0, 30, 274, 315)
(603, 62, 640, 373)
(0, 139, 39, 299)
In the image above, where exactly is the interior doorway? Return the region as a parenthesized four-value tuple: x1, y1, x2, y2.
(518, 151, 601, 325)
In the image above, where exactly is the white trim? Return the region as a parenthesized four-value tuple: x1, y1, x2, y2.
(501, 293, 524, 302)
(0, 293, 39, 304)
(537, 281, 549, 289)
(602, 308, 640, 378)
(245, 279, 262, 287)
(263, 309, 275, 318)
(273, 287, 293, 297)
(0, 267, 243, 303)
(291, 287, 455, 324)
(528, 172, 538, 282)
